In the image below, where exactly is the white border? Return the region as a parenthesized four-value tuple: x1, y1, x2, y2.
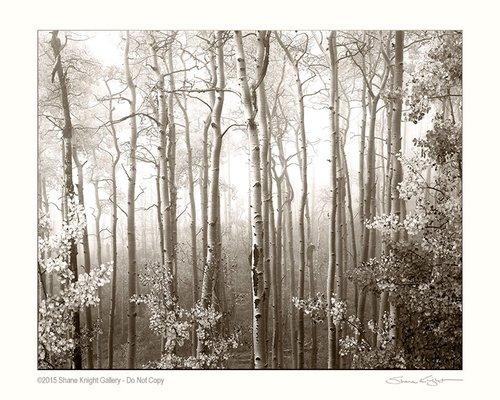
(1, 0, 499, 398)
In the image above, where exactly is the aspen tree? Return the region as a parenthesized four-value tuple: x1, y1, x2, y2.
(355, 33, 390, 336)
(166, 49, 178, 299)
(275, 122, 297, 368)
(49, 30, 82, 369)
(275, 31, 309, 369)
(200, 38, 217, 270)
(199, 30, 226, 311)
(266, 91, 286, 367)
(234, 30, 270, 369)
(271, 161, 285, 368)
(91, 171, 103, 368)
(73, 148, 94, 369)
(154, 156, 165, 266)
(124, 32, 138, 369)
(176, 82, 199, 357)
(258, 59, 271, 362)
(268, 133, 280, 368)
(148, 34, 177, 312)
(175, 57, 198, 304)
(388, 31, 405, 344)
(377, 37, 395, 347)
(327, 31, 340, 369)
(103, 79, 121, 369)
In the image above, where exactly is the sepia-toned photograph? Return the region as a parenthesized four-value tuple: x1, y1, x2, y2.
(36, 29, 462, 370)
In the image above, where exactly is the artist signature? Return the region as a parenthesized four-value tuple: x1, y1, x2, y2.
(385, 375, 463, 386)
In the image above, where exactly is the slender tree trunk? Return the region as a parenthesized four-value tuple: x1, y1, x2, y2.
(256, 46, 272, 362)
(340, 144, 357, 307)
(357, 36, 390, 339)
(377, 110, 393, 346)
(307, 174, 317, 369)
(105, 80, 121, 369)
(356, 99, 377, 336)
(306, 243, 317, 368)
(38, 173, 50, 300)
(235, 30, 269, 369)
(225, 155, 232, 232)
(272, 169, 285, 368)
(73, 145, 95, 370)
(276, 32, 308, 369)
(108, 159, 118, 368)
(267, 103, 284, 368)
(124, 32, 138, 369)
(166, 43, 178, 299)
(155, 160, 165, 266)
(41, 178, 54, 295)
(295, 68, 308, 370)
(176, 88, 199, 355)
(149, 35, 175, 310)
(200, 59, 215, 270)
(276, 132, 297, 368)
(388, 31, 405, 345)
(341, 174, 349, 351)
(335, 173, 345, 368)
(358, 77, 367, 267)
(92, 177, 103, 369)
(327, 31, 339, 369)
(268, 149, 281, 368)
(50, 30, 82, 370)
(369, 181, 378, 347)
(198, 31, 226, 354)
(335, 101, 349, 367)
(285, 178, 297, 368)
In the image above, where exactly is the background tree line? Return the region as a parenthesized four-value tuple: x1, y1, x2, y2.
(37, 29, 462, 369)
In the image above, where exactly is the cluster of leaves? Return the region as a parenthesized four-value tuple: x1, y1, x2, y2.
(132, 261, 239, 369)
(347, 257, 381, 292)
(38, 197, 112, 368)
(406, 32, 462, 123)
(361, 139, 461, 368)
(293, 293, 347, 325)
(352, 128, 462, 369)
(293, 292, 393, 365)
(414, 116, 462, 167)
(348, 32, 462, 369)
(338, 313, 406, 369)
(350, 344, 407, 369)
(367, 211, 428, 237)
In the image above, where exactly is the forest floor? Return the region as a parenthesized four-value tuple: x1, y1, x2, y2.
(227, 349, 252, 369)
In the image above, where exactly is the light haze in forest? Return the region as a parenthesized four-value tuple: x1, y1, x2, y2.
(37, 30, 462, 370)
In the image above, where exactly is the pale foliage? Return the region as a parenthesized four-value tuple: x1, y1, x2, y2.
(38, 197, 112, 368)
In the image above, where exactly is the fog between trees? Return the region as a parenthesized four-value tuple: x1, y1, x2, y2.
(38, 30, 462, 369)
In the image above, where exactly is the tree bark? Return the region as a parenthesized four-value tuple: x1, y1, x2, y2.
(199, 31, 225, 306)
(49, 30, 82, 369)
(124, 32, 138, 369)
(327, 31, 339, 369)
(198, 31, 226, 355)
(276, 131, 297, 368)
(149, 35, 175, 306)
(388, 31, 405, 345)
(275, 31, 308, 369)
(91, 174, 103, 369)
(234, 30, 269, 369)
(356, 37, 390, 337)
(104, 80, 121, 369)
(165, 43, 178, 299)
(73, 149, 94, 370)
(175, 78, 199, 355)
(200, 45, 216, 271)
(256, 40, 273, 363)
(271, 163, 285, 368)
